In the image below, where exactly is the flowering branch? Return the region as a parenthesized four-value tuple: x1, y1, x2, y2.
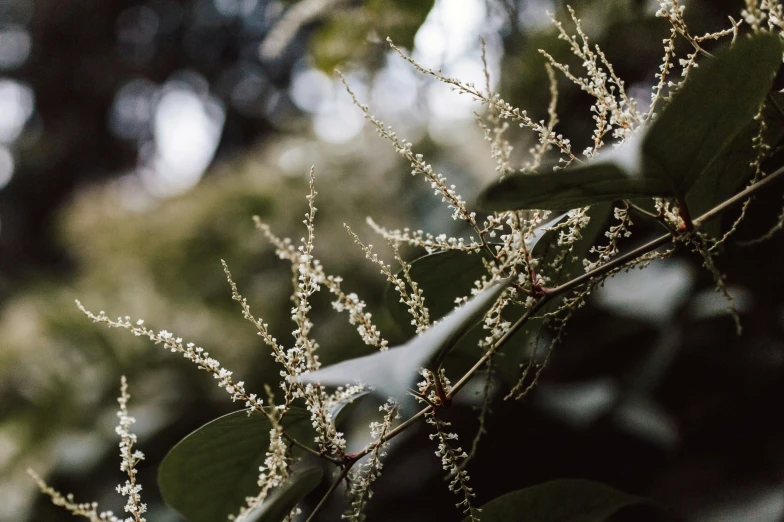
(343, 162, 784, 465)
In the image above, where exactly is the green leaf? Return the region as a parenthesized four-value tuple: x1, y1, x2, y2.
(296, 277, 512, 402)
(158, 408, 315, 522)
(242, 467, 323, 522)
(478, 160, 670, 211)
(643, 32, 781, 196)
(463, 479, 668, 522)
(687, 94, 784, 235)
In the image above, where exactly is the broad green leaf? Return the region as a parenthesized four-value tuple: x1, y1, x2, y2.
(478, 164, 671, 211)
(242, 467, 323, 522)
(643, 32, 781, 196)
(463, 479, 668, 522)
(158, 408, 315, 522)
(478, 137, 671, 210)
(687, 94, 784, 235)
(296, 277, 512, 403)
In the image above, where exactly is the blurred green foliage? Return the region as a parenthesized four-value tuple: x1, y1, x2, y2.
(311, 0, 435, 71)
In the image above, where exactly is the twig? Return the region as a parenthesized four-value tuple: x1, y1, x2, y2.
(305, 464, 353, 522)
(282, 432, 343, 466)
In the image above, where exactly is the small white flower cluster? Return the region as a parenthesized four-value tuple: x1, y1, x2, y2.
(424, 408, 480, 521)
(367, 217, 483, 255)
(524, 63, 561, 171)
(583, 205, 633, 272)
(327, 279, 389, 351)
(650, 1, 741, 117)
(476, 104, 514, 177)
(386, 39, 578, 168)
(654, 198, 684, 230)
(77, 304, 266, 413)
(256, 218, 389, 351)
(649, 28, 677, 119)
(476, 37, 516, 177)
(115, 376, 146, 522)
(744, 0, 784, 31)
(28, 468, 121, 522)
(290, 168, 322, 372)
(556, 208, 591, 248)
(656, 0, 740, 92)
(325, 384, 366, 411)
(492, 211, 546, 290)
(542, 6, 640, 156)
(300, 383, 348, 458)
(343, 400, 398, 522)
(345, 224, 432, 333)
(479, 295, 513, 351)
(231, 425, 291, 521)
(259, 426, 289, 491)
(655, 1, 700, 82)
(407, 371, 480, 519)
(28, 378, 147, 522)
(339, 71, 479, 227)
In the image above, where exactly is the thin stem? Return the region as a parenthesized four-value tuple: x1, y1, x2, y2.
(432, 371, 450, 407)
(677, 196, 695, 231)
(624, 200, 658, 220)
(626, 200, 672, 233)
(351, 407, 431, 461)
(282, 432, 343, 466)
(693, 164, 784, 225)
(549, 234, 673, 295)
(448, 296, 547, 398)
(305, 465, 353, 522)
